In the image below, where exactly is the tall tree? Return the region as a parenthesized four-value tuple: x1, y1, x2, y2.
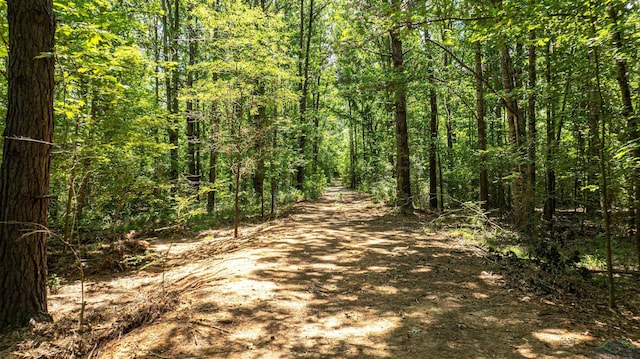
(475, 41, 488, 208)
(527, 29, 536, 214)
(295, 0, 315, 190)
(428, 50, 439, 211)
(390, 26, 412, 211)
(500, 43, 529, 228)
(608, 4, 640, 267)
(0, 0, 55, 329)
(186, 4, 200, 189)
(163, 0, 180, 183)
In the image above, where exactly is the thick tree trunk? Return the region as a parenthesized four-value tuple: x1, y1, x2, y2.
(390, 30, 412, 211)
(162, 0, 179, 182)
(424, 31, 438, 210)
(475, 41, 488, 208)
(0, 0, 55, 329)
(295, 0, 314, 191)
(609, 5, 640, 267)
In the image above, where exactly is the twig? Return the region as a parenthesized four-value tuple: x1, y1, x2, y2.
(208, 325, 231, 334)
(588, 269, 639, 276)
(148, 350, 202, 359)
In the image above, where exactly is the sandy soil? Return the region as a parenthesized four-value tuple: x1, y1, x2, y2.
(6, 186, 640, 358)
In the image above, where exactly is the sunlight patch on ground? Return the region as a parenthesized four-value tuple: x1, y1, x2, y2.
(373, 285, 399, 294)
(301, 312, 400, 343)
(367, 265, 391, 272)
(229, 324, 266, 342)
(532, 328, 595, 347)
(217, 278, 279, 300)
(410, 265, 432, 273)
(461, 281, 479, 290)
(472, 292, 489, 299)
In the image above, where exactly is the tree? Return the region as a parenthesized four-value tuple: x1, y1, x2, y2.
(390, 26, 412, 212)
(295, 0, 317, 191)
(475, 41, 489, 209)
(0, 0, 55, 329)
(608, 4, 640, 267)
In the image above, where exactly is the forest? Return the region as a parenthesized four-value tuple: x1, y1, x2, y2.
(0, 0, 640, 357)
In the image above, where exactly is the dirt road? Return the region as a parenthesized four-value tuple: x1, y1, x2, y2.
(52, 186, 631, 358)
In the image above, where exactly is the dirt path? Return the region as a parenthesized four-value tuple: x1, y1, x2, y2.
(49, 186, 636, 358)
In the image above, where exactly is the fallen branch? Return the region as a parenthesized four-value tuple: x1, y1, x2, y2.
(588, 269, 639, 276)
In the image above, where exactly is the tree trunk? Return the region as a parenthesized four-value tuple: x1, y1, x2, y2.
(312, 74, 321, 174)
(527, 30, 536, 215)
(609, 5, 640, 268)
(500, 44, 528, 228)
(390, 29, 412, 211)
(75, 163, 90, 222)
(349, 117, 357, 189)
(270, 125, 278, 216)
(253, 81, 266, 217)
(170, 0, 181, 182)
(543, 41, 556, 221)
(442, 26, 453, 149)
(186, 5, 199, 190)
(234, 153, 241, 238)
(0, 0, 55, 329)
(162, 0, 179, 183)
(296, 0, 315, 191)
(428, 70, 438, 211)
(475, 41, 488, 208)
(207, 104, 218, 214)
(586, 66, 601, 214)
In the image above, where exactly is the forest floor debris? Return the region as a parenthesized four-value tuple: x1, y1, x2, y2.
(1, 186, 639, 358)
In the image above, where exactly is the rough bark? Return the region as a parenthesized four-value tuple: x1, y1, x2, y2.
(390, 29, 412, 211)
(423, 31, 438, 211)
(0, 0, 55, 329)
(296, 0, 315, 191)
(609, 5, 640, 267)
(162, 0, 179, 182)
